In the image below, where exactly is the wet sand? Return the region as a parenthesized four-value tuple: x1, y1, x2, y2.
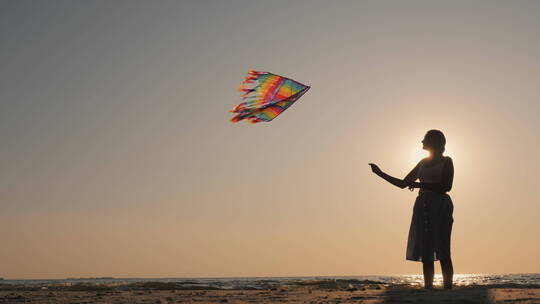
(1, 286, 539, 303)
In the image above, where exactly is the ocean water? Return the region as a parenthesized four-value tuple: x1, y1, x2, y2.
(1, 274, 539, 290)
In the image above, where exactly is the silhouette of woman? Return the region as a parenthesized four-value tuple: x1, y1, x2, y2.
(369, 130, 454, 289)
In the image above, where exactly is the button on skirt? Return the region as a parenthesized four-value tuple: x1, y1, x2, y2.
(406, 190, 454, 262)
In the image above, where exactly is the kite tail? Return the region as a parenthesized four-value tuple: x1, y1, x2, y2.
(248, 117, 264, 123)
(230, 103, 246, 113)
(230, 109, 251, 123)
(230, 107, 263, 123)
(238, 70, 268, 92)
(230, 115, 243, 123)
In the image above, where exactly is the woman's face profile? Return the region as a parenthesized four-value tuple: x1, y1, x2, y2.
(421, 134, 432, 151)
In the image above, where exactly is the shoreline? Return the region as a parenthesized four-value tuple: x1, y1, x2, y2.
(1, 285, 539, 303)
(2, 276, 539, 303)
(2, 277, 540, 290)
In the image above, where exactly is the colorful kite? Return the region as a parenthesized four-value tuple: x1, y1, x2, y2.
(230, 70, 310, 123)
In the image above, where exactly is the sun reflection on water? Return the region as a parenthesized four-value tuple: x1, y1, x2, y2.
(397, 273, 540, 287)
(400, 274, 482, 287)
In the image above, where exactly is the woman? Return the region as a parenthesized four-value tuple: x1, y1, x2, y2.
(368, 130, 454, 289)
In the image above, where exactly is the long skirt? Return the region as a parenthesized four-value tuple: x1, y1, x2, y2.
(406, 190, 454, 262)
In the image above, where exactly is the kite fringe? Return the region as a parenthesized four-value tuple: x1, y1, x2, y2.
(247, 70, 265, 75)
(238, 70, 268, 89)
(230, 103, 244, 112)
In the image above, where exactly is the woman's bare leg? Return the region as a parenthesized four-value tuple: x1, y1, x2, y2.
(422, 260, 434, 289)
(440, 258, 453, 289)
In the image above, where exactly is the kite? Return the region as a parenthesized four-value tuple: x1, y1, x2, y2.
(230, 70, 310, 123)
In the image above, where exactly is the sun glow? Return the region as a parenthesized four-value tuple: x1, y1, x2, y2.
(412, 146, 429, 163)
(412, 146, 457, 164)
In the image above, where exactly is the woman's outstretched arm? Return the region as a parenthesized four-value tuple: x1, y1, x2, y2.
(369, 162, 420, 189)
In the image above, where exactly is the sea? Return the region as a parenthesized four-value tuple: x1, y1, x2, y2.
(1, 274, 539, 290)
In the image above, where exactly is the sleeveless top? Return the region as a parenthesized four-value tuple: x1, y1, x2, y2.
(418, 159, 445, 183)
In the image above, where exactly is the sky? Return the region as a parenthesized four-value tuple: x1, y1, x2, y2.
(1, 0, 539, 279)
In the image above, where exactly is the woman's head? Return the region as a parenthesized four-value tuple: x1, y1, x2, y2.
(422, 129, 446, 155)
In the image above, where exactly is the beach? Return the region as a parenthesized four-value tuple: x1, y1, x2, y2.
(1, 287, 540, 303)
(2, 278, 540, 303)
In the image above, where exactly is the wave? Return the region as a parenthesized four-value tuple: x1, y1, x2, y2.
(1, 274, 539, 291)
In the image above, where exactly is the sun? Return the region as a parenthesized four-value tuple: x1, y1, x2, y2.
(411, 146, 456, 164)
(412, 146, 429, 163)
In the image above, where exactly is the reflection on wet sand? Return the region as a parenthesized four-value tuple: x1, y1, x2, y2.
(1, 277, 540, 303)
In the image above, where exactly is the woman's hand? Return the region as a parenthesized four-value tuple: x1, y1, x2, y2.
(369, 163, 412, 190)
(368, 163, 382, 175)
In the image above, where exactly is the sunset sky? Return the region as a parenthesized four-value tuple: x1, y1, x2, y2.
(1, 0, 539, 279)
